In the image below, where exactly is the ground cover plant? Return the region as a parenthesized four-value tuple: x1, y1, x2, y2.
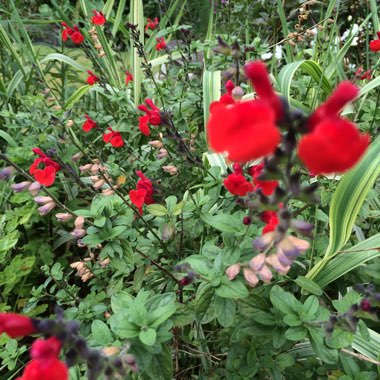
(0, 0, 380, 379)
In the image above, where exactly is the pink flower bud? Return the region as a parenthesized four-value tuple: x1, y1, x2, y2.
(79, 164, 93, 173)
(28, 181, 41, 196)
(74, 216, 85, 229)
(11, 181, 32, 192)
(34, 196, 54, 205)
(71, 152, 84, 161)
(91, 164, 100, 174)
(102, 188, 115, 196)
(258, 265, 272, 283)
(162, 165, 178, 175)
(38, 201, 56, 215)
(148, 140, 164, 149)
(93, 179, 105, 189)
(265, 255, 290, 275)
(250, 253, 266, 271)
(226, 264, 241, 280)
(157, 148, 168, 159)
(55, 213, 73, 222)
(0, 166, 14, 181)
(243, 268, 259, 287)
(70, 228, 86, 238)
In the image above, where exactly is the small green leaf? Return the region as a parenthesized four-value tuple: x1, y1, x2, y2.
(295, 276, 323, 296)
(270, 285, 303, 315)
(214, 296, 236, 327)
(283, 314, 302, 327)
(276, 353, 295, 368)
(285, 326, 307, 341)
(215, 278, 249, 299)
(91, 320, 112, 345)
(139, 328, 157, 346)
(146, 204, 168, 216)
(149, 305, 177, 328)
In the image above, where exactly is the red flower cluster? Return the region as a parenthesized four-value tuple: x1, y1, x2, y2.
(103, 128, 124, 148)
(207, 61, 281, 162)
(61, 22, 84, 44)
(298, 82, 369, 174)
(129, 171, 154, 214)
(155, 37, 167, 51)
(125, 70, 133, 86)
(17, 337, 68, 380)
(369, 31, 380, 52)
(0, 313, 36, 338)
(92, 10, 106, 25)
(86, 70, 99, 85)
(137, 98, 161, 136)
(29, 149, 61, 187)
(261, 211, 279, 235)
(223, 163, 253, 196)
(82, 115, 97, 132)
(355, 67, 372, 80)
(145, 17, 159, 31)
(249, 163, 278, 196)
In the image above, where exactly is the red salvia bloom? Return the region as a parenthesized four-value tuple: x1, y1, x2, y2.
(145, 17, 159, 31)
(298, 117, 369, 174)
(0, 313, 36, 338)
(86, 70, 99, 85)
(370, 32, 380, 52)
(223, 163, 253, 196)
(103, 127, 124, 148)
(249, 163, 278, 196)
(225, 80, 235, 95)
(155, 37, 167, 51)
(207, 98, 280, 162)
(136, 171, 154, 204)
(17, 337, 68, 380)
(125, 71, 133, 86)
(70, 26, 84, 44)
(29, 149, 60, 187)
(92, 10, 106, 25)
(137, 99, 161, 136)
(61, 22, 73, 42)
(306, 81, 359, 131)
(82, 115, 97, 132)
(129, 189, 147, 215)
(355, 67, 372, 80)
(260, 211, 279, 235)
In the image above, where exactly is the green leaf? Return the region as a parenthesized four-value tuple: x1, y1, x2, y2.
(111, 291, 134, 313)
(40, 53, 87, 72)
(302, 296, 319, 317)
(285, 326, 307, 341)
(295, 276, 323, 296)
(110, 315, 139, 339)
(0, 130, 17, 147)
(64, 85, 93, 109)
(146, 204, 168, 216)
(91, 320, 112, 345)
(195, 282, 215, 319)
(203, 70, 221, 134)
(308, 329, 338, 364)
(215, 278, 249, 299)
(145, 344, 173, 380)
(332, 291, 361, 313)
(283, 314, 302, 327)
(139, 328, 157, 346)
(129, 303, 148, 326)
(327, 328, 354, 349)
(270, 285, 303, 315)
(149, 305, 177, 328)
(200, 213, 241, 233)
(214, 296, 236, 327)
(276, 353, 295, 369)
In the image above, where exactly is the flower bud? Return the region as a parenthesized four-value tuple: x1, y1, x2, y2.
(55, 213, 74, 222)
(34, 196, 54, 205)
(250, 253, 266, 271)
(74, 216, 85, 229)
(66, 119, 74, 128)
(162, 222, 175, 241)
(71, 228, 86, 238)
(71, 152, 83, 161)
(157, 148, 168, 159)
(148, 140, 164, 149)
(102, 346, 120, 356)
(243, 268, 259, 287)
(162, 165, 178, 175)
(11, 181, 32, 192)
(28, 181, 41, 196)
(226, 264, 240, 280)
(243, 216, 252, 225)
(258, 265, 273, 283)
(232, 86, 244, 101)
(93, 179, 106, 189)
(0, 166, 14, 181)
(38, 202, 56, 215)
(79, 164, 93, 173)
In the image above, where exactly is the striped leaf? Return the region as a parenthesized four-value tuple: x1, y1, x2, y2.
(103, 0, 116, 19)
(41, 53, 87, 72)
(0, 24, 25, 74)
(203, 153, 227, 175)
(64, 85, 93, 109)
(307, 135, 380, 281)
(202, 70, 221, 131)
(111, 0, 127, 37)
(353, 328, 380, 360)
(6, 69, 24, 98)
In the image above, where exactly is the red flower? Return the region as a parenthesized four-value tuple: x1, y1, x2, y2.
(298, 117, 369, 174)
(29, 149, 60, 187)
(61, 22, 73, 42)
(103, 127, 124, 148)
(92, 10, 106, 25)
(70, 26, 84, 44)
(82, 115, 97, 132)
(225, 80, 235, 95)
(244, 61, 283, 120)
(86, 70, 99, 85)
(145, 17, 159, 31)
(249, 163, 278, 196)
(137, 99, 161, 136)
(34, 166, 57, 187)
(260, 211, 279, 235)
(136, 171, 154, 204)
(223, 163, 253, 196)
(370, 32, 380, 52)
(125, 71, 133, 86)
(129, 189, 147, 215)
(155, 37, 167, 51)
(18, 337, 68, 380)
(306, 81, 359, 131)
(0, 313, 36, 338)
(355, 67, 372, 80)
(207, 98, 280, 162)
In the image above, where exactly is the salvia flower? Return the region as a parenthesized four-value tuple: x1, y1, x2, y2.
(223, 163, 253, 196)
(82, 115, 97, 132)
(207, 61, 281, 162)
(125, 70, 133, 86)
(38, 201, 56, 216)
(29, 149, 61, 187)
(129, 189, 147, 215)
(136, 171, 155, 204)
(249, 163, 278, 196)
(86, 70, 99, 85)
(369, 31, 380, 52)
(11, 181, 32, 192)
(145, 17, 159, 31)
(137, 98, 161, 136)
(0, 313, 36, 338)
(103, 127, 125, 148)
(92, 10, 106, 25)
(28, 181, 41, 196)
(61, 23, 84, 44)
(355, 67, 372, 80)
(155, 37, 167, 51)
(261, 211, 279, 235)
(34, 196, 54, 205)
(0, 166, 14, 180)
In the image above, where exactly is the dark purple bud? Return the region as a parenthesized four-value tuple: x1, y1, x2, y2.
(179, 276, 192, 286)
(360, 299, 371, 312)
(65, 348, 78, 367)
(243, 216, 252, 225)
(33, 319, 56, 334)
